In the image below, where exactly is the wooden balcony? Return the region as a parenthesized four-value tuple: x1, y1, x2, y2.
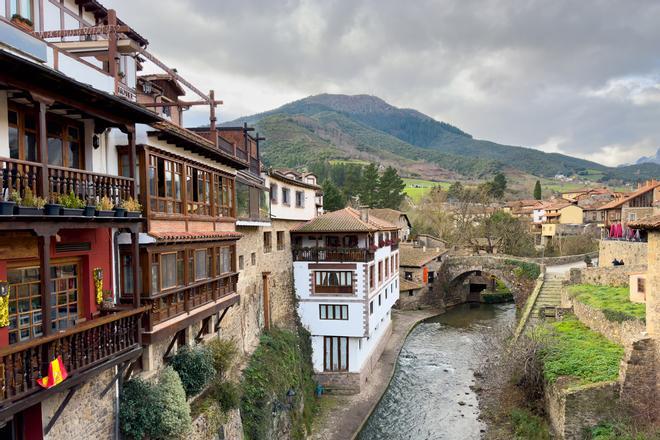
(293, 247, 374, 263)
(0, 307, 145, 418)
(142, 274, 239, 336)
(0, 157, 134, 209)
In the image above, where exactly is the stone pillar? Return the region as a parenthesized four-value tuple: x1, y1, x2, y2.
(647, 231, 660, 338)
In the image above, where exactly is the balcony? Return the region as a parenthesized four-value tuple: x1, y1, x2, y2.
(0, 307, 144, 418)
(0, 157, 134, 214)
(293, 247, 374, 263)
(142, 274, 239, 341)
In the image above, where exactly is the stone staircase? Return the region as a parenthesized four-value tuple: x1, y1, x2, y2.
(530, 273, 564, 321)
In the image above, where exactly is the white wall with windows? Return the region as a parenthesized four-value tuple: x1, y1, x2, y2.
(267, 175, 319, 221)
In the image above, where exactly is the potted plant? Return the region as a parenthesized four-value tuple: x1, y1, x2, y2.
(120, 197, 142, 218)
(101, 289, 114, 310)
(11, 14, 33, 32)
(83, 202, 96, 217)
(16, 188, 45, 215)
(96, 196, 115, 217)
(0, 190, 18, 215)
(58, 191, 85, 216)
(113, 203, 127, 218)
(44, 195, 62, 216)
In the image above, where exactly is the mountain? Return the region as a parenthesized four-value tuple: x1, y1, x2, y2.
(226, 94, 660, 183)
(636, 148, 660, 165)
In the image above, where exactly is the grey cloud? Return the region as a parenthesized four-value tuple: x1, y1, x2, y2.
(105, 0, 660, 164)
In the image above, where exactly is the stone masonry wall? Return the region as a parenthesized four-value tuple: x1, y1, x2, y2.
(43, 369, 116, 440)
(598, 240, 647, 267)
(569, 265, 645, 287)
(647, 232, 660, 338)
(546, 379, 619, 440)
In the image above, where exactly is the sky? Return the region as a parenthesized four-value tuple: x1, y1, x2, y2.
(105, 0, 660, 167)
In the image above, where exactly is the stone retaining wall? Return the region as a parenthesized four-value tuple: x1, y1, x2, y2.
(546, 379, 619, 440)
(598, 240, 647, 267)
(569, 265, 645, 287)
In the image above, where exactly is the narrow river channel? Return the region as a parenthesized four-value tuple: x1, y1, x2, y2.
(358, 303, 516, 440)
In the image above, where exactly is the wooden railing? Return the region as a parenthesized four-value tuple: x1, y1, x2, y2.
(0, 157, 134, 205)
(0, 307, 144, 404)
(143, 274, 238, 331)
(293, 247, 373, 262)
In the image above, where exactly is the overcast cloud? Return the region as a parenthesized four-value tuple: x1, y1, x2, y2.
(105, 0, 660, 166)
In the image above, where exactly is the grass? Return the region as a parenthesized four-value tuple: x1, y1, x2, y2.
(510, 408, 551, 440)
(568, 284, 646, 323)
(402, 178, 451, 203)
(328, 159, 371, 166)
(541, 316, 624, 385)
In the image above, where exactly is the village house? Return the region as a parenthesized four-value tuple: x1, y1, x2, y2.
(599, 180, 660, 228)
(532, 200, 584, 244)
(366, 208, 412, 241)
(397, 244, 446, 309)
(291, 207, 400, 393)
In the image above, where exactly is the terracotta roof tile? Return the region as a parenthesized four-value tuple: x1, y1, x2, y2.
(291, 207, 399, 233)
(149, 231, 242, 242)
(399, 245, 446, 267)
(399, 278, 425, 291)
(599, 182, 660, 210)
(629, 214, 660, 230)
(366, 208, 409, 226)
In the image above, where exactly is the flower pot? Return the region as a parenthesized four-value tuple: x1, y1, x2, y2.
(83, 206, 95, 217)
(113, 208, 127, 217)
(126, 211, 141, 218)
(44, 204, 62, 216)
(0, 201, 16, 215)
(96, 210, 114, 217)
(11, 18, 33, 32)
(16, 206, 43, 216)
(61, 208, 84, 216)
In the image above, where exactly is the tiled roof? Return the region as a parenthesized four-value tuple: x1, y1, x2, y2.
(291, 207, 399, 233)
(629, 214, 660, 230)
(366, 208, 410, 227)
(599, 182, 660, 210)
(149, 231, 242, 243)
(399, 278, 424, 291)
(399, 245, 445, 267)
(150, 120, 217, 149)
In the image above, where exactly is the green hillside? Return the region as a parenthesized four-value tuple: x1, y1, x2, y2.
(227, 93, 660, 183)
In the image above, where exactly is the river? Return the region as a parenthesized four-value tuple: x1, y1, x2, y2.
(357, 302, 516, 440)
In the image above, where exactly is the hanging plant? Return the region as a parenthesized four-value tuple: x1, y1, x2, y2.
(93, 268, 104, 305)
(0, 283, 9, 327)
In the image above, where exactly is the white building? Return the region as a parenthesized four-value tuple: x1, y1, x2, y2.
(291, 207, 400, 393)
(267, 169, 323, 219)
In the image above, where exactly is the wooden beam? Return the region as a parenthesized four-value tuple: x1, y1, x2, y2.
(99, 362, 128, 398)
(214, 306, 230, 332)
(44, 386, 79, 435)
(39, 234, 52, 336)
(131, 231, 140, 308)
(33, 25, 131, 39)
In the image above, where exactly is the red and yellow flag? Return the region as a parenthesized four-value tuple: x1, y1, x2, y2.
(37, 356, 68, 389)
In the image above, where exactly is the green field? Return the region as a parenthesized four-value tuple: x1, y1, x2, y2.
(402, 178, 451, 203)
(328, 159, 371, 166)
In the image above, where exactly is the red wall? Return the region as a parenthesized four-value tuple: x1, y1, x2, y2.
(53, 228, 114, 319)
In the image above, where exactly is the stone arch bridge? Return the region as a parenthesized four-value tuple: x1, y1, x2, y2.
(438, 255, 542, 307)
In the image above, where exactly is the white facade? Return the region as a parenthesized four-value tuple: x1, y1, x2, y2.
(293, 233, 399, 376)
(267, 172, 322, 221)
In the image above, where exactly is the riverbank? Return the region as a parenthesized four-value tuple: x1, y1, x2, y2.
(310, 308, 440, 440)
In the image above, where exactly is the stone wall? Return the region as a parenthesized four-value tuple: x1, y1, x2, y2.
(569, 265, 645, 287)
(619, 338, 659, 425)
(43, 369, 116, 440)
(545, 379, 619, 440)
(560, 290, 646, 347)
(598, 240, 647, 267)
(647, 232, 660, 338)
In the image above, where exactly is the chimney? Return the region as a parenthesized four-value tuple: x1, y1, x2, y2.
(360, 208, 369, 223)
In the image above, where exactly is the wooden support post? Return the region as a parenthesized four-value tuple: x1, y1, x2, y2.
(131, 231, 140, 308)
(209, 90, 217, 147)
(127, 128, 137, 198)
(39, 234, 52, 336)
(262, 272, 271, 330)
(214, 306, 230, 332)
(37, 101, 49, 200)
(44, 386, 78, 435)
(107, 9, 118, 93)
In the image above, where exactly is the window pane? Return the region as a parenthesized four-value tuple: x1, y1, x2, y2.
(340, 338, 348, 370)
(47, 138, 63, 166)
(320, 305, 326, 319)
(8, 126, 19, 159)
(195, 249, 208, 280)
(161, 254, 177, 289)
(67, 141, 80, 168)
(332, 337, 339, 370)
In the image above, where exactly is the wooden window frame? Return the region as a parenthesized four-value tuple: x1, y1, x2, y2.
(319, 304, 349, 320)
(7, 104, 38, 163)
(314, 271, 354, 294)
(323, 336, 349, 372)
(263, 231, 272, 253)
(276, 231, 285, 251)
(295, 190, 304, 208)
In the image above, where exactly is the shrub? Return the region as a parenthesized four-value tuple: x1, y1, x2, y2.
(121, 196, 142, 212)
(207, 338, 238, 374)
(96, 196, 114, 211)
(211, 380, 242, 413)
(21, 188, 45, 208)
(119, 367, 192, 439)
(57, 191, 85, 208)
(510, 408, 551, 440)
(506, 259, 540, 279)
(169, 344, 216, 397)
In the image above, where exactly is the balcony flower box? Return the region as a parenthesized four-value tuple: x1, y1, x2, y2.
(96, 210, 114, 217)
(83, 206, 96, 217)
(44, 203, 62, 216)
(113, 207, 127, 217)
(61, 208, 84, 216)
(369, 244, 378, 252)
(16, 206, 42, 215)
(11, 14, 33, 32)
(0, 201, 16, 215)
(126, 211, 141, 218)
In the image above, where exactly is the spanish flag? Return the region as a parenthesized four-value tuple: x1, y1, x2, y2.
(37, 356, 68, 389)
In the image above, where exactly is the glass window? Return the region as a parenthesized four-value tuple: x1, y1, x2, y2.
(49, 263, 80, 333)
(195, 249, 208, 280)
(270, 184, 278, 204)
(151, 254, 159, 294)
(324, 336, 349, 371)
(161, 253, 177, 290)
(7, 266, 41, 344)
(319, 304, 348, 320)
(295, 191, 304, 208)
(236, 182, 250, 219)
(264, 232, 272, 253)
(282, 187, 290, 205)
(314, 271, 353, 294)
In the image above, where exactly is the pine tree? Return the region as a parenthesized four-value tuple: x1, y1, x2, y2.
(377, 166, 406, 209)
(490, 173, 507, 199)
(447, 181, 464, 201)
(533, 180, 542, 200)
(358, 163, 380, 207)
(322, 179, 346, 211)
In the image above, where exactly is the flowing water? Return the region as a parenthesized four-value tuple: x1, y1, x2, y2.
(358, 302, 516, 440)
